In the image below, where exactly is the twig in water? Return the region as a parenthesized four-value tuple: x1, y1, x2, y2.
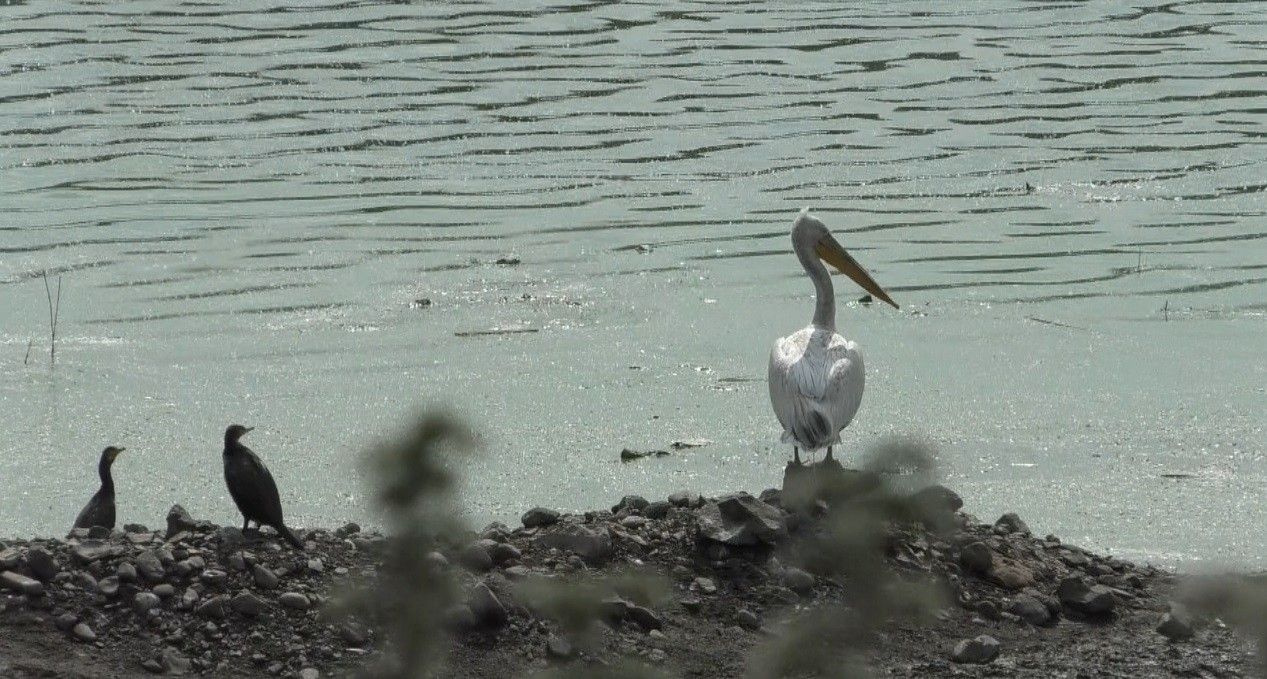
(1024, 316, 1088, 332)
(1137, 249, 1142, 274)
(41, 270, 63, 366)
(1163, 300, 1169, 322)
(24, 338, 33, 365)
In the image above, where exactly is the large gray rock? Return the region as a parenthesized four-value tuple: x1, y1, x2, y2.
(612, 495, 649, 514)
(1057, 576, 1116, 616)
(1007, 595, 1052, 626)
(668, 491, 702, 508)
(134, 592, 161, 614)
(783, 567, 815, 595)
(231, 592, 267, 617)
(952, 635, 1000, 664)
(196, 595, 228, 619)
(535, 522, 612, 564)
(71, 541, 122, 565)
(252, 564, 278, 590)
(468, 583, 508, 628)
(71, 622, 97, 642)
(994, 512, 1031, 535)
(1157, 604, 1195, 641)
(459, 542, 494, 573)
(521, 507, 560, 528)
(1, 570, 44, 596)
(135, 550, 165, 581)
(959, 542, 993, 574)
(696, 493, 787, 547)
(627, 605, 663, 631)
(278, 592, 310, 610)
(26, 548, 59, 581)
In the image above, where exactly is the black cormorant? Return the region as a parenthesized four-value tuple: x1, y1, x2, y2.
(72, 446, 125, 531)
(222, 424, 304, 549)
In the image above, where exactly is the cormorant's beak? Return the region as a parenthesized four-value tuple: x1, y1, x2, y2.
(815, 236, 899, 309)
(244, 427, 254, 434)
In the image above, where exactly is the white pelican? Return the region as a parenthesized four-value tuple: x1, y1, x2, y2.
(768, 210, 898, 465)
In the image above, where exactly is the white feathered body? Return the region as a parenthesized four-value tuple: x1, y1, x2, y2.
(768, 325, 865, 451)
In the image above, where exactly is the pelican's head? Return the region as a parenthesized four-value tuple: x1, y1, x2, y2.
(225, 424, 254, 445)
(792, 210, 899, 309)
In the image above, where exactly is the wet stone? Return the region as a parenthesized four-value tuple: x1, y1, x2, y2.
(153, 583, 176, 598)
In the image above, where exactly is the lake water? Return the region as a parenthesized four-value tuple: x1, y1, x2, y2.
(1, 1, 1264, 569)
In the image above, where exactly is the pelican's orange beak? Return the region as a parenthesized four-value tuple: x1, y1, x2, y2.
(815, 236, 899, 309)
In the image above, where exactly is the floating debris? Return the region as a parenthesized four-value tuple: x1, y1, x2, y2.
(454, 327, 538, 338)
(634, 244, 653, 254)
(670, 438, 711, 450)
(409, 298, 432, 309)
(495, 256, 521, 266)
(1025, 316, 1088, 332)
(620, 448, 670, 462)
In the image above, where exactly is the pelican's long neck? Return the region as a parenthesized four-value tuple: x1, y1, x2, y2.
(796, 239, 835, 330)
(98, 455, 114, 494)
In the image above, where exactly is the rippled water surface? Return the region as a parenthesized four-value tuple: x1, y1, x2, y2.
(2, 1, 1265, 568)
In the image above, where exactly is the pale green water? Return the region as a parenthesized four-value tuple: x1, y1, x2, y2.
(1, 1, 1264, 569)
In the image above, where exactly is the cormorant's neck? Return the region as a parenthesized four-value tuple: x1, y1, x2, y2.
(796, 243, 836, 330)
(224, 439, 244, 455)
(98, 456, 114, 493)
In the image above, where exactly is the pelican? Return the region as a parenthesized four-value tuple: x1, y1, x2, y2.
(768, 210, 898, 465)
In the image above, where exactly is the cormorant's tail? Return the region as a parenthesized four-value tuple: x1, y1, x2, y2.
(275, 523, 305, 550)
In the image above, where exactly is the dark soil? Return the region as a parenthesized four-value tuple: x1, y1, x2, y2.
(0, 476, 1256, 678)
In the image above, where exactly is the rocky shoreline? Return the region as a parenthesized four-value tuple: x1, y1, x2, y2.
(0, 468, 1257, 678)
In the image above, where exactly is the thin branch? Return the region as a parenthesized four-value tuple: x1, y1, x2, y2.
(41, 270, 62, 367)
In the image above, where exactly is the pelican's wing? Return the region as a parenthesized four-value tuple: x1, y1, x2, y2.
(768, 330, 864, 451)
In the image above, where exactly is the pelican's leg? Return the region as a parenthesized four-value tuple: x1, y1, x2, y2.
(825, 446, 834, 463)
(793, 446, 802, 466)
